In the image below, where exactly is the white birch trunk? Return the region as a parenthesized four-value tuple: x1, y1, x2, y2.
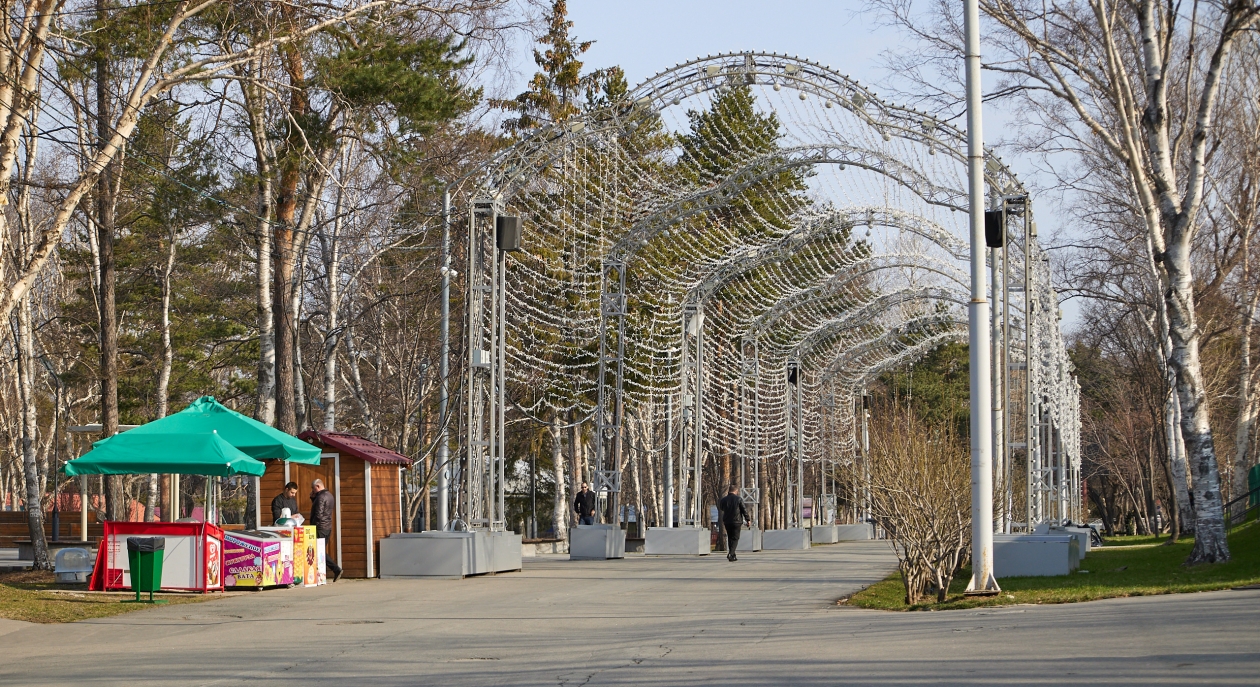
(320, 182, 345, 432)
(147, 229, 177, 522)
(1235, 282, 1260, 500)
(550, 417, 567, 541)
(16, 293, 50, 569)
(344, 324, 378, 441)
(292, 253, 309, 432)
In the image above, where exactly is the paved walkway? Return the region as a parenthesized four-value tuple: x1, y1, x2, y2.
(3, 542, 1257, 685)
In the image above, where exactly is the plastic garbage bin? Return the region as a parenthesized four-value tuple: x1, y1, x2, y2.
(126, 537, 166, 604)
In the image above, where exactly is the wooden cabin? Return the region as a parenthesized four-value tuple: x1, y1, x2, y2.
(259, 431, 411, 578)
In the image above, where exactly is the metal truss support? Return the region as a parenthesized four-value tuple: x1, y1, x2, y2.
(861, 392, 871, 523)
(820, 385, 837, 525)
(596, 260, 627, 523)
(787, 359, 804, 528)
(739, 336, 761, 528)
(464, 196, 506, 531)
(680, 299, 705, 526)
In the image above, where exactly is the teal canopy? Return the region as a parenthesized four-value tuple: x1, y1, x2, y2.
(65, 432, 266, 477)
(121, 396, 321, 463)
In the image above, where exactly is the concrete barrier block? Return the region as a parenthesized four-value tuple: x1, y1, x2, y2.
(762, 528, 811, 550)
(380, 532, 473, 578)
(487, 532, 522, 572)
(644, 527, 709, 555)
(836, 524, 875, 540)
(735, 528, 762, 551)
(570, 525, 626, 560)
(811, 525, 840, 544)
(993, 534, 1080, 577)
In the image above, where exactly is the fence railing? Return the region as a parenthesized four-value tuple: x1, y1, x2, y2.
(1223, 486, 1260, 532)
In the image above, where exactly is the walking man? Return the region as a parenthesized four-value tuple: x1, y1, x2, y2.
(574, 482, 597, 526)
(719, 485, 750, 562)
(310, 479, 343, 582)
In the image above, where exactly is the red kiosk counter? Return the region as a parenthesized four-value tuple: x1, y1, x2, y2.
(89, 521, 224, 592)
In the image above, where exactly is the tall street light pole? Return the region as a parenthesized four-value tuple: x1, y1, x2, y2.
(965, 0, 999, 594)
(438, 189, 452, 530)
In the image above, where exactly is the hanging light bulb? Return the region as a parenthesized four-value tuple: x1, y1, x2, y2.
(773, 81, 781, 91)
(799, 92, 807, 101)
(825, 100, 833, 108)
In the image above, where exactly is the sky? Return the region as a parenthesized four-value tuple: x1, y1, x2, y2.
(496, 0, 1083, 329)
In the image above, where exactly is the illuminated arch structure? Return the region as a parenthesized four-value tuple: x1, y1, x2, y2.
(448, 52, 1079, 539)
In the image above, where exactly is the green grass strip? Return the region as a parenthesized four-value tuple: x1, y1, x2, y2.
(843, 522, 1260, 611)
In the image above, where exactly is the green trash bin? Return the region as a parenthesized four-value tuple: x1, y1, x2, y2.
(125, 537, 166, 604)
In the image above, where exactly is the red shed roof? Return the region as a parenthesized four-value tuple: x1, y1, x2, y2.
(298, 431, 414, 466)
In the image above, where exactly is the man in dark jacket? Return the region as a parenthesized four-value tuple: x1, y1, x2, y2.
(310, 479, 343, 581)
(718, 485, 751, 562)
(271, 481, 300, 524)
(573, 482, 597, 526)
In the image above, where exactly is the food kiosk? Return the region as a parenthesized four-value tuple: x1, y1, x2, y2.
(93, 520, 224, 592)
(67, 397, 323, 593)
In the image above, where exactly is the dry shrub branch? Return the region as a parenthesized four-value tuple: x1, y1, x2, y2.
(869, 407, 970, 604)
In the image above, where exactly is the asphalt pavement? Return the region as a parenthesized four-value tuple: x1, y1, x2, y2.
(3, 540, 1256, 685)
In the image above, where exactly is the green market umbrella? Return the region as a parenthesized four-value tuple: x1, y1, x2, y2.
(119, 396, 321, 464)
(65, 431, 265, 477)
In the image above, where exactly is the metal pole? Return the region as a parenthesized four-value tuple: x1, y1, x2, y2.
(861, 395, 870, 523)
(497, 245, 507, 527)
(464, 203, 477, 527)
(965, 0, 997, 592)
(1002, 216, 1012, 534)
(991, 242, 1004, 535)
(664, 389, 674, 528)
(795, 372, 804, 529)
(693, 309, 704, 528)
(1025, 208, 1036, 530)
(438, 190, 451, 530)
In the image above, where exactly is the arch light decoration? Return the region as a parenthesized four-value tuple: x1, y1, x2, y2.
(447, 51, 1078, 538)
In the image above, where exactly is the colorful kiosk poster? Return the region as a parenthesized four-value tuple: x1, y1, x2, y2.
(294, 525, 318, 587)
(316, 537, 327, 585)
(257, 526, 296, 586)
(90, 521, 225, 592)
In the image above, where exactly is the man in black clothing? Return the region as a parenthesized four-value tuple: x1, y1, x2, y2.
(270, 481, 300, 524)
(573, 482, 597, 526)
(718, 485, 751, 562)
(310, 479, 343, 581)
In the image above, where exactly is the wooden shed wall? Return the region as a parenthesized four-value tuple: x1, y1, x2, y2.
(260, 454, 403, 579)
(369, 465, 402, 575)
(336, 458, 368, 578)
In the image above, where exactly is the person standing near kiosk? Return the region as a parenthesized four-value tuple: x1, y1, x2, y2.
(271, 482, 300, 524)
(310, 479, 343, 582)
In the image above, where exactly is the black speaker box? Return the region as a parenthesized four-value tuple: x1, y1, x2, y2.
(984, 210, 1004, 248)
(496, 215, 522, 251)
